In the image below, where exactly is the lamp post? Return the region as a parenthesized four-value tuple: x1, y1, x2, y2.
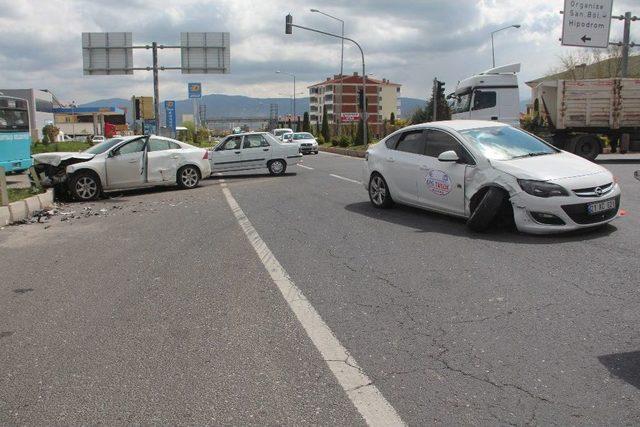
(276, 71, 297, 122)
(310, 8, 344, 77)
(71, 101, 76, 140)
(285, 14, 368, 147)
(491, 24, 521, 68)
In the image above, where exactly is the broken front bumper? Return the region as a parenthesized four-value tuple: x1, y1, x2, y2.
(510, 184, 622, 234)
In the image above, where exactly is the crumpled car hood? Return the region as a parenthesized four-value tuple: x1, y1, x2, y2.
(490, 152, 610, 182)
(32, 152, 95, 167)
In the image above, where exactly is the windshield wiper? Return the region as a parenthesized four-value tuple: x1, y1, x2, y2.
(511, 152, 552, 159)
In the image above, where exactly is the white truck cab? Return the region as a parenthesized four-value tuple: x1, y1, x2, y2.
(450, 63, 521, 128)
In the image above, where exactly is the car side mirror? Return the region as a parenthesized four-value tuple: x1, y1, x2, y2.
(438, 150, 459, 162)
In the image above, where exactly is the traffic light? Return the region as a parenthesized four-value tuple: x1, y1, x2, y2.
(285, 14, 293, 34)
(436, 80, 445, 98)
(357, 88, 364, 110)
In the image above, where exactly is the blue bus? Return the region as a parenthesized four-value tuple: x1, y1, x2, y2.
(0, 95, 32, 173)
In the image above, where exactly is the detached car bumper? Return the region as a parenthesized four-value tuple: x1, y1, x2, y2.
(510, 185, 622, 234)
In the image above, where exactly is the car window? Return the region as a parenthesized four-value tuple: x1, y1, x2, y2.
(115, 139, 146, 155)
(424, 130, 475, 164)
(168, 141, 181, 149)
(473, 91, 497, 110)
(148, 137, 171, 152)
(221, 136, 242, 151)
(243, 134, 270, 148)
(384, 133, 401, 150)
(396, 131, 426, 155)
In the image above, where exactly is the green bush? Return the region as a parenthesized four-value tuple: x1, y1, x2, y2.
(338, 134, 350, 147)
(316, 134, 325, 145)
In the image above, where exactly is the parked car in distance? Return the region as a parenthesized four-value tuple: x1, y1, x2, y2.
(33, 135, 211, 201)
(91, 135, 106, 144)
(363, 120, 621, 234)
(272, 128, 294, 140)
(281, 132, 294, 143)
(209, 132, 302, 176)
(291, 132, 319, 154)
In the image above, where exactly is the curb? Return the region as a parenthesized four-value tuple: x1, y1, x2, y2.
(1, 189, 54, 226)
(319, 146, 367, 158)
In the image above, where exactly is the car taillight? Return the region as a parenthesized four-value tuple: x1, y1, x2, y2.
(203, 151, 209, 160)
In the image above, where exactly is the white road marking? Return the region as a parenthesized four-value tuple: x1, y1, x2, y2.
(330, 174, 361, 184)
(298, 164, 314, 170)
(319, 151, 364, 160)
(220, 182, 405, 427)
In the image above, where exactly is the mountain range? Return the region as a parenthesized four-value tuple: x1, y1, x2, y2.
(80, 94, 428, 124)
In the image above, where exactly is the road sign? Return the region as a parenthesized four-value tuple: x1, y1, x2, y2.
(188, 83, 202, 98)
(561, 0, 613, 48)
(180, 32, 230, 74)
(82, 32, 133, 75)
(340, 112, 361, 123)
(164, 100, 176, 131)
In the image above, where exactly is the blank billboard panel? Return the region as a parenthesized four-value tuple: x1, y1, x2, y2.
(82, 32, 133, 75)
(180, 32, 230, 74)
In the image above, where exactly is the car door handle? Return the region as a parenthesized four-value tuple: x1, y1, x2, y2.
(235, 151, 241, 154)
(386, 157, 395, 162)
(127, 159, 138, 163)
(171, 155, 179, 159)
(263, 148, 270, 151)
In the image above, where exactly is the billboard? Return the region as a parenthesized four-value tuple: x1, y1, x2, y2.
(340, 112, 361, 123)
(188, 83, 202, 98)
(82, 32, 133, 75)
(180, 32, 230, 74)
(164, 100, 176, 131)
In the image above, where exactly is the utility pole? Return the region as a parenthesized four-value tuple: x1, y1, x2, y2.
(432, 78, 438, 122)
(610, 12, 637, 78)
(151, 42, 160, 133)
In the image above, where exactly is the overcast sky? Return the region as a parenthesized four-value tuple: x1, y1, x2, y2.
(0, 0, 637, 104)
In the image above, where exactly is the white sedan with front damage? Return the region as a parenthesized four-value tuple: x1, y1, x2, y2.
(208, 132, 302, 175)
(363, 120, 622, 234)
(33, 135, 211, 201)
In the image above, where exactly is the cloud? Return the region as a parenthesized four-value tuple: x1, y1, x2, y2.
(0, 0, 637, 103)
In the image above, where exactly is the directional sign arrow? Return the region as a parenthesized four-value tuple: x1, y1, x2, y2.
(581, 35, 592, 43)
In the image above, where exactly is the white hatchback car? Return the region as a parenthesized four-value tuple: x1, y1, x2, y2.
(209, 132, 303, 175)
(363, 120, 621, 234)
(34, 135, 211, 201)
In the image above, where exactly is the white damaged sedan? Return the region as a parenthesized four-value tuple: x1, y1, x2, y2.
(363, 120, 621, 234)
(33, 135, 212, 201)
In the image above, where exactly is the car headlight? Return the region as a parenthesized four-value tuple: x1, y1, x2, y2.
(517, 179, 569, 198)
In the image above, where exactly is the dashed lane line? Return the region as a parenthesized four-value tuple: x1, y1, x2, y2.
(330, 174, 361, 185)
(220, 181, 405, 427)
(297, 164, 315, 170)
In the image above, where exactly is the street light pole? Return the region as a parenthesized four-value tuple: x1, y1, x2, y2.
(310, 9, 344, 76)
(285, 14, 368, 147)
(490, 24, 521, 68)
(276, 71, 296, 123)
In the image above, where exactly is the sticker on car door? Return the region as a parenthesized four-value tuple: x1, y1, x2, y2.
(424, 169, 452, 196)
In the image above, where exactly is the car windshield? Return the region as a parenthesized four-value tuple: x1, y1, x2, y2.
(83, 138, 125, 155)
(293, 133, 314, 140)
(459, 126, 557, 160)
(451, 92, 471, 114)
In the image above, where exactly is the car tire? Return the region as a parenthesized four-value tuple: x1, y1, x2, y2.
(177, 165, 200, 189)
(268, 159, 287, 176)
(69, 171, 102, 201)
(467, 187, 505, 232)
(369, 173, 393, 209)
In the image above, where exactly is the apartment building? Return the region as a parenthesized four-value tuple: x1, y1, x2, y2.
(308, 73, 401, 136)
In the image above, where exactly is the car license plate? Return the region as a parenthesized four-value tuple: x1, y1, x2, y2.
(587, 198, 616, 215)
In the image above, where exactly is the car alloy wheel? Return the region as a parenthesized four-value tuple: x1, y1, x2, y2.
(369, 175, 387, 206)
(75, 176, 98, 200)
(181, 167, 199, 188)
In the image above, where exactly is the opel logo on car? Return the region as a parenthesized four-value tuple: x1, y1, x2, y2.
(594, 187, 603, 196)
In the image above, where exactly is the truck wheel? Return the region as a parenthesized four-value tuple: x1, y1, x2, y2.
(467, 187, 505, 232)
(569, 135, 600, 161)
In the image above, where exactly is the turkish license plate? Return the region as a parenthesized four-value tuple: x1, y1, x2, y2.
(587, 198, 616, 215)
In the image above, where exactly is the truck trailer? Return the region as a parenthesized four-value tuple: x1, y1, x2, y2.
(529, 78, 640, 160)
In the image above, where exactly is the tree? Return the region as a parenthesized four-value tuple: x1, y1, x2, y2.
(297, 116, 302, 132)
(302, 112, 311, 132)
(42, 124, 59, 145)
(390, 112, 396, 125)
(321, 108, 330, 142)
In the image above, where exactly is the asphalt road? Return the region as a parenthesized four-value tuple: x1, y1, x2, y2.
(1, 152, 638, 425)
